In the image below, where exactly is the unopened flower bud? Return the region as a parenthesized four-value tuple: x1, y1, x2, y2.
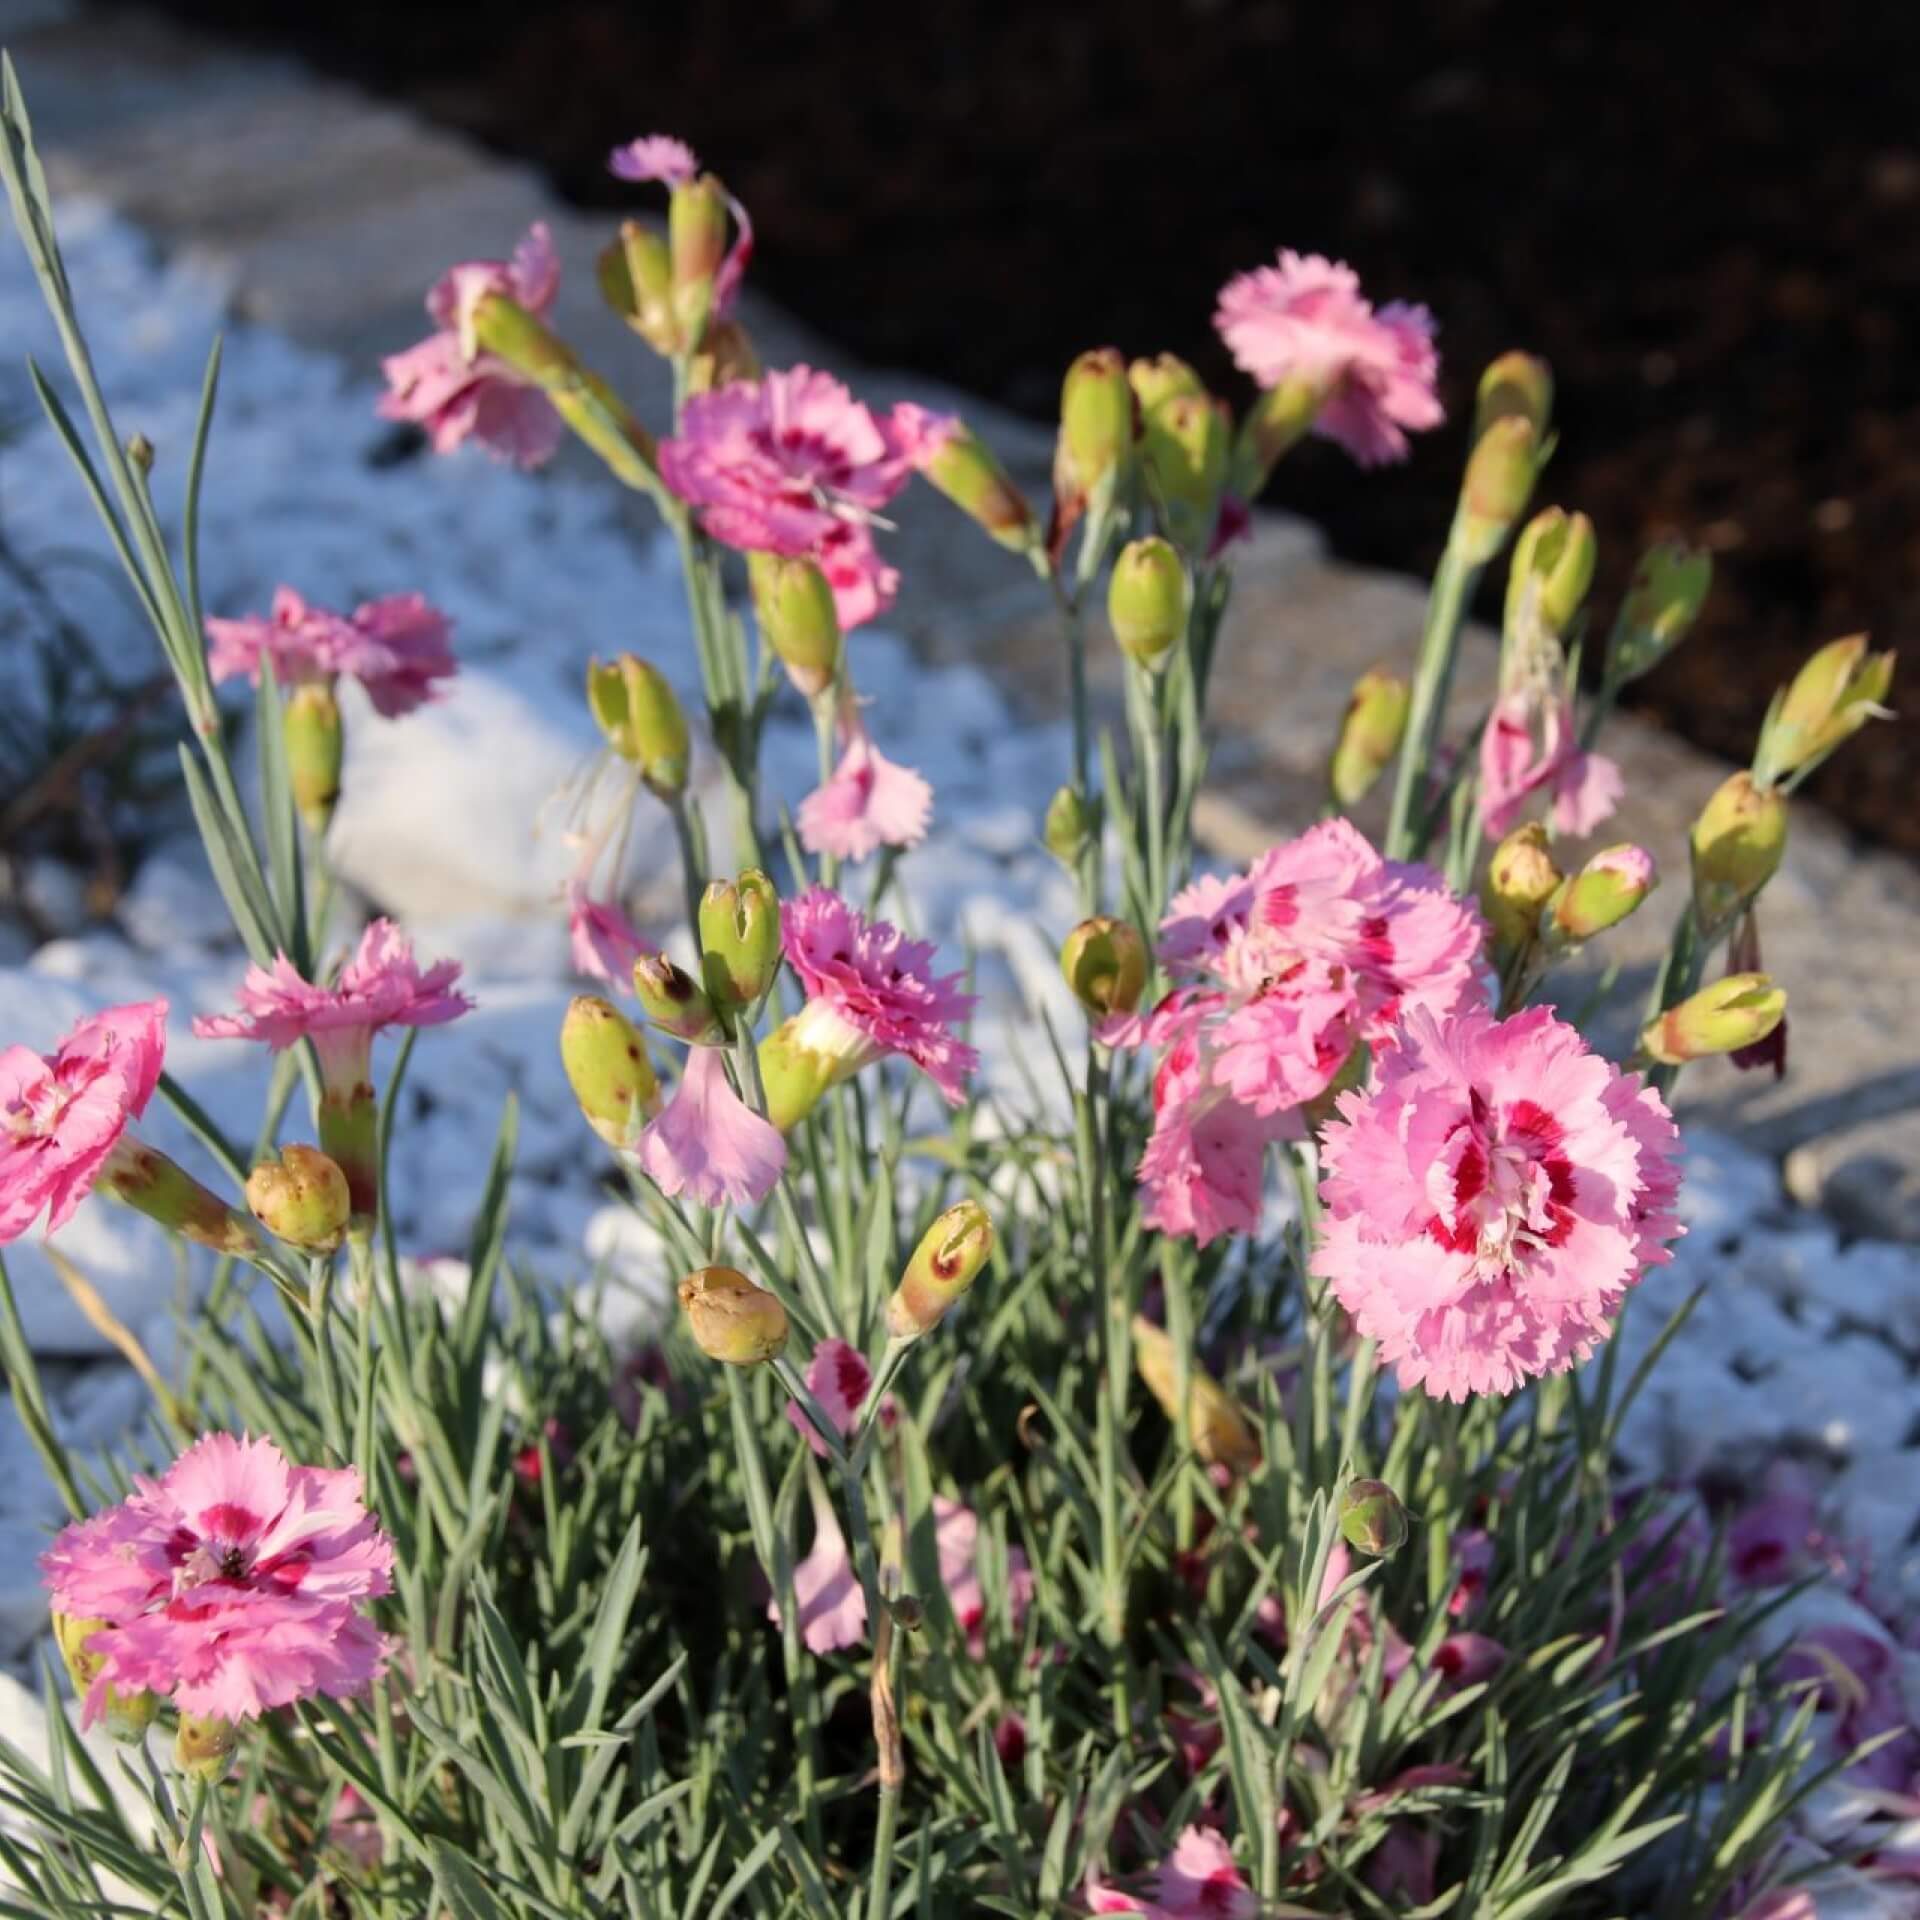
(1107, 536, 1189, 671)
(1140, 392, 1230, 552)
(678, 1265, 788, 1365)
(1690, 771, 1787, 933)
(175, 1712, 240, 1783)
(1481, 824, 1563, 962)
(1129, 352, 1206, 414)
(1456, 416, 1539, 567)
(100, 1140, 261, 1256)
(1505, 507, 1596, 641)
(1043, 784, 1093, 869)
(700, 868, 781, 1009)
(560, 995, 659, 1150)
(1549, 844, 1656, 944)
(52, 1613, 157, 1743)
(1641, 974, 1787, 1067)
(1608, 541, 1712, 684)
(1061, 916, 1147, 1021)
(1058, 348, 1134, 498)
(916, 421, 1037, 552)
(632, 954, 724, 1044)
(1327, 667, 1410, 810)
(1338, 1478, 1409, 1558)
(668, 175, 729, 345)
(1473, 352, 1554, 443)
(126, 431, 155, 475)
(600, 221, 679, 355)
(282, 680, 344, 838)
(1753, 635, 1897, 789)
(1234, 377, 1320, 496)
(886, 1200, 994, 1341)
(246, 1145, 351, 1254)
(587, 654, 690, 795)
(1131, 1316, 1259, 1476)
(748, 552, 841, 697)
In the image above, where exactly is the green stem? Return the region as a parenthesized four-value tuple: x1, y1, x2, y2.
(866, 1764, 903, 1920)
(306, 1254, 348, 1463)
(1165, 1238, 1197, 1550)
(1385, 537, 1478, 862)
(1050, 570, 1100, 913)
(666, 792, 707, 945)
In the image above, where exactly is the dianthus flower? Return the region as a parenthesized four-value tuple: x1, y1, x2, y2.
(194, 920, 471, 1215)
(1084, 1826, 1255, 1918)
(1214, 251, 1442, 466)
(206, 587, 456, 719)
(796, 702, 932, 863)
(784, 1337, 873, 1458)
(633, 1047, 786, 1210)
(1478, 687, 1622, 839)
(379, 223, 565, 467)
(659, 367, 916, 628)
(40, 1432, 392, 1725)
(1314, 1004, 1683, 1400)
(759, 887, 976, 1129)
(606, 131, 754, 320)
(565, 879, 654, 989)
(1113, 819, 1485, 1245)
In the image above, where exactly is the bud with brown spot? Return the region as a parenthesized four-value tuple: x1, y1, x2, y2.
(886, 1201, 994, 1342)
(246, 1145, 351, 1254)
(679, 1266, 788, 1365)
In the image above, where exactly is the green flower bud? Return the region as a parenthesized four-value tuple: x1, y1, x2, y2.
(1641, 973, 1787, 1066)
(175, 1712, 240, 1783)
(748, 552, 842, 697)
(1327, 667, 1410, 810)
(1338, 1478, 1410, 1558)
(917, 422, 1037, 553)
(757, 1014, 842, 1132)
(1140, 392, 1230, 552)
(1042, 784, 1093, 870)
(1608, 540, 1711, 684)
(560, 995, 659, 1150)
(1057, 347, 1135, 499)
(632, 953, 725, 1044)
(126, 432, 155, 475)
(1504, 507, 1596, 641)
(1473, 351, 1554, 443)
(1456, 415, 1539, 567)
(586, 654, 691, 795)
(1131, 1315, 1260, 1477)
(1234, 377, 1320, 497)
(669, 175, 730, 345)
(1107, 536, 1189, 671)
(245, 1145, 352, 1255)
(52, 1613, 157, 1743)
(99, 1140, 262, 1257)
(284, 681, 343, 838)
(886, 1200, 994, 1341)
(1690, 771, 1788, 934)
(1548, 844, 1656, 944)
(1480, 824, 1563, 965)
(1061, 916, 1148, 1022)
(1128, 352, 1206, 415)
(678, 1265, 788, 1365)
(1753, 635, 1897, 789)
(700, 868, 781, 1010)
(600, 220, 679, 355)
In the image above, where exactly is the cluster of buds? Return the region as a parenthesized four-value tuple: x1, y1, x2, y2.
(1482, 826, 1655, 992)
(587, 653, 690, 796)
(1454, 353, 1553, 568)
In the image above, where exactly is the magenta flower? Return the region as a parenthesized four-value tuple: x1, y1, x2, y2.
(814, 520, 901, 632)
(1433, 1631, 1507, 1689)
(206, 587, 457, 719)
(605, 131, 754, 318)
(770, 888, 977, 1114)
(785, 1337, 872, 1458)
(1113, 819, 1486, 1245)
(379, 223, 565, 468)
(1314, 1004, 1683, 1400)
(39, 1432, 392, 1724)
(796, 704, 932, 862)
(634, 1047, 786, 1210)
(1780, 1623, 1920, 1793)
(1214, 250, 1443, 466)
(0, 1000, 166, 1243)
(566, 880, 654, 989)
(1478, 689, 1622, 839)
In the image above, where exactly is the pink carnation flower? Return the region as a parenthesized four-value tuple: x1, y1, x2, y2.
(785, 1337, 872, 1458)
(1478, 689, 1623, 839)
(1214, 250, 1443, 466)
(379, 223, 565, 468)
(889, 400, 962, 469)
(566, 881, 654, 988)
(1085, 1826, 1254, 1918)
(1115, 819, 1486, 1246)
(634, 1046, 786, 1210)
(1314, 1004, 1683, 1401)
(39, 1432, 392, 1724)
(606, 132, 754, 317)
(0, 1000, 166, 1243)
(207, 588, 457, 719)
(779, 887, 978, 1105)
(796, 706, 933, 862)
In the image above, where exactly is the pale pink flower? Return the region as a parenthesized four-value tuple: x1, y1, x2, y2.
(635, 1046, 785, 1209)
(0, 999, 166, 1243)
(1314, 1003, 1683, 1400)
(566, 880, 653, 988)
(1115, 819, 1486, 1246)
(796, 706, 933, 862)
(209, 588, 457, 718)
(1214, 250, 1443, 466)
(889, 401, 962, 469)
(785, 1338, 872, 1457)
(379, 224, 565, 467)
(205, 586, 352, 689)
(39, 1432, 392, 1724)
(779, 888, 978, 1105)
(1478, 690, 1622, 839)
(1149, 1826, 1255, 1919)
(935, 1495, 1034, 1660)
(814, 519, 901, 631)
(606, 133, 754, 316)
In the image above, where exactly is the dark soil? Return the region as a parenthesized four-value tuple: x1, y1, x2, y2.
(144, 0, 1918, 851)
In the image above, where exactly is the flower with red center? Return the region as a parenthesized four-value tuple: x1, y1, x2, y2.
(1314, 1003, 1683, 1400)
(1084, 1827, 1255, 1919)
(784, 1337, 872, 1458)
(796, 702, 932, 863)
(633, 1046, 786, 1210)
(194, 920, 471, 1215)
(1478, 688, 1622, 840)
(1214, 250, 1443, 466)
(207, 588, 456, 719)
(760, 887, 977, 1129)
(1114, 818, 1486, 1246)
(1432, 1631, 1507, 1688)
(39, 1432, 392, 1724)
(379, 223, 565, 467)
(1, 1000, 166, 1243)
